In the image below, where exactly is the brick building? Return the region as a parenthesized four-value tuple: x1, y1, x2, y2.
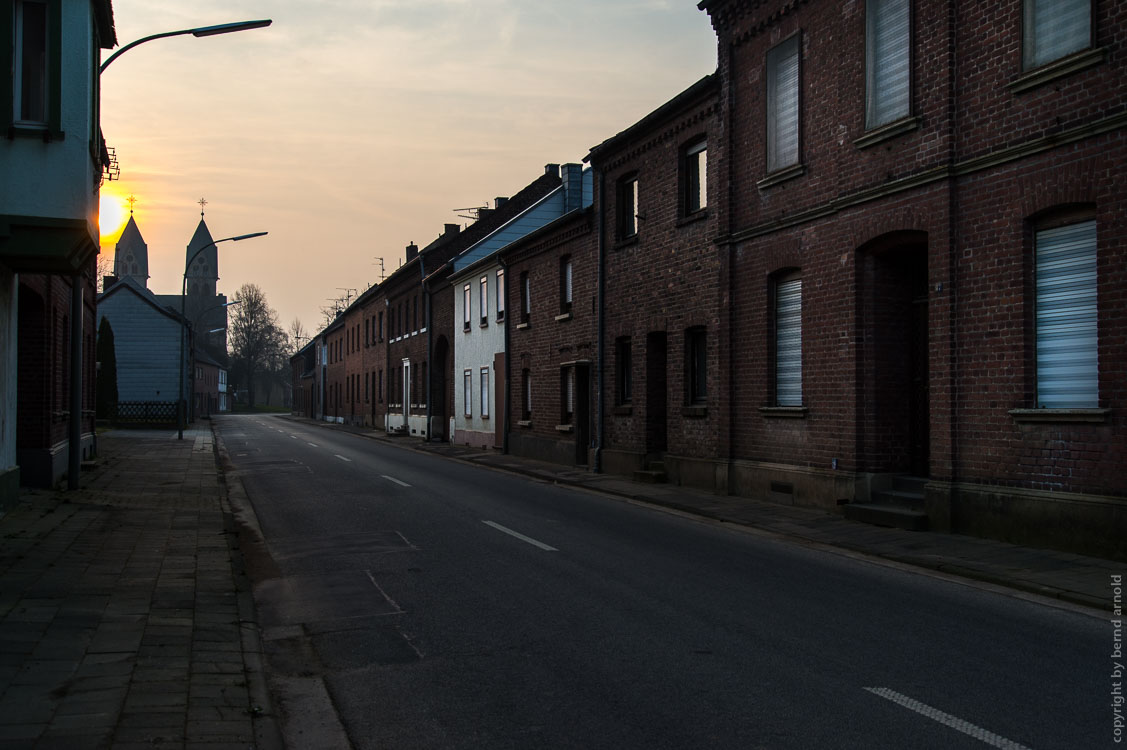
(586, 74, 724, 486)
(700, 0, 1125, 557)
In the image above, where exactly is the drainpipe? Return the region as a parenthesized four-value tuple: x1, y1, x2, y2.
(594, 166, 606, 474)
(420, 255, 431, 441)
(500, 256, 511, 455)
(67, 274, 83, 490)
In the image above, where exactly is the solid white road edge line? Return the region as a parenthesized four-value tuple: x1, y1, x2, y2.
(863, 687, 1031, 750)
(482, 520, 558, 552)
(308, 442, 318, 447)
(334, 454, 352, 462)
(382, 475, 411, 487)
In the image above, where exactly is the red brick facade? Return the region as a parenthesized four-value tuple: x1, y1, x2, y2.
(295, 0, 1126, 558)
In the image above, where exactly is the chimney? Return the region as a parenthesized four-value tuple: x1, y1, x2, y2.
(405, 242, 419, 262)
(544, 163, 560, 178)
(561, 163, 583, 212)
(443, 223, 460, 236)
(102, 276, 118, 291)
(494, 197, 508, 209)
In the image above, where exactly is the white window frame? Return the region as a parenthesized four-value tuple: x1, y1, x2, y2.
(480, 367, 490, 418)
(865, 0, 911, 129)
(1023, 0, 1091, 71)
(463, 369, 472, 417)
(685, 140, 707, 214)
(463, 284, 471, 331)
(14, 0, 50, 127)
(521, 272, 531, 323)
(766, 34, 801, 174)
(480, 276, 488, 325)
(561, 257, 573, 313)
(1035, 220, 1098, 408)
(496, 269, 505, 321)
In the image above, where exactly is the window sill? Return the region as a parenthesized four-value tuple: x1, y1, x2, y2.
(756, 163, 805, 190)
(555, 312, 572, 322)
(518, 420, 532, 428)
(479, 321, 489, 329)
(854, 116, 920, 150)
(1009, 47, 1106, 94)
(614, 234, 639, 251)
(555, 424, 574, 433)
(759, 406, 807, 418)
(516, 322, 530, 330)
(462, 325, 471, 333)
(613, 405, 633, 416)
(7, 125, 64, 141)
(1009, 408, 1109, 424)
(681, 405, 708, 418)
(676, 210, 709, 228)
(496, 315, 505, 324)
(481, 415, 490, 421)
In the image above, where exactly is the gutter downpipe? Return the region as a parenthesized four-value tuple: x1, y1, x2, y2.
(500, 255, 510, 455)
(420, 255, 431, 441)
(594, 166, 606, 474)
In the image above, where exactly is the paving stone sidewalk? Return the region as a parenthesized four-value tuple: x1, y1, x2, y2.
(296, 415, 1123, 613)
(0, 426, 276, 750)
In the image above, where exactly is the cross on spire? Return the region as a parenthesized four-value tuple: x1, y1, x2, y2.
(198, 197, 208, 217)
(126, 194, 137, 214)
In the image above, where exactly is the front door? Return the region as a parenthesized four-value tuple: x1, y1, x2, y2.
(493, 353, 505, 449)
(401, 359, 410, 430)
(645, 332, 668, 456)
(575, 365, 590, 465)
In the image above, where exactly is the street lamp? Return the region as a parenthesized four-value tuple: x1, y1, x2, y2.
(100, 20, 273, 74)
(178, 232, 267, 439)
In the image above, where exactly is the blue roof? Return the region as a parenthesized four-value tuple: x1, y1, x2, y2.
(453, 168, 592, 274)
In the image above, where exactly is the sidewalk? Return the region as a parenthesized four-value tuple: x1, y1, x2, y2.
(0, 426, 276, 750)
(294, 415, 1122, 613)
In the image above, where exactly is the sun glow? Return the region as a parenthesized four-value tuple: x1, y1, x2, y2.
(98, 189, 130, 243)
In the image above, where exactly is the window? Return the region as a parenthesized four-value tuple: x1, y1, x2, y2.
(364, 319, 370, 347)
(686, 328, 707, 405)
(520, 271, 531, 324)
(775, 274, 803, 406)
(464, 370, 472, 416)
(414, 295, 419, 332)
(560, 256, 573, 314)
(420, 362, 427, 405)
(463, 284, 472, 331)
(561, 367, 575, 424)
(617, 174, 639, 239)
(616, 337, 632, 405)
(1035, 220, 1097, 408)
(378, 311, 384, 341)
(766, 34, 801, 173)
(13, 0, 49, 127)
(480, 368, 490, 418)
(480, 276, 489, 325)
(521, 369, 532, 420)
(866, 0, 911, 129)
(365, 372, 370, 402)
(378, 368, 383, 402)
(683, 140, 707, 215)
(1023, 0, 1091, 70)
(496, 269, 505, 321)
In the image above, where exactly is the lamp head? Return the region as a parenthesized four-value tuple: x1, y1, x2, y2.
(191, 20, 272, 38)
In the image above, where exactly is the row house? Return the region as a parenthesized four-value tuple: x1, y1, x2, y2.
(294, 0, 1125, 560)
(698, 0, 1125, 558)
(1, 0, 116, 501)
(451, 163, 592, 451)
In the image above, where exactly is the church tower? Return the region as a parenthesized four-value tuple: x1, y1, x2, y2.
(113, 214, 149, 287)
(182, 206, 228, 366)
(185, 217, 219, 301)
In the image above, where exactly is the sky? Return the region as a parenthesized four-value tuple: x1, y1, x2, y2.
(98, 0, 718, 338)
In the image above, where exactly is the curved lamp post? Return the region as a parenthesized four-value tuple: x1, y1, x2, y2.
(100, 20, 272, 74)
(178, 232, 267, 439)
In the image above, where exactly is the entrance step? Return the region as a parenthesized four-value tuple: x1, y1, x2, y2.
(634, 459, 667, 484)
(843, 503, 929, 531)
(845, 475, 929, 531)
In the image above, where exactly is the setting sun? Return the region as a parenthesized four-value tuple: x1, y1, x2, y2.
(98, 189, 130, 243)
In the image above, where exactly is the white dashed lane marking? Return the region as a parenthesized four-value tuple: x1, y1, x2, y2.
(863, 688, 1031, 750)
(335, 454, 352, 462)
(482, 521, 557, 552)
(382, 475, 411, 487)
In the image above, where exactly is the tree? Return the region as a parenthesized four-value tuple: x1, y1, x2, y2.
(228, 283, 286, 408)
(95, 316, 118, 420)
(288, 318, 308, 354)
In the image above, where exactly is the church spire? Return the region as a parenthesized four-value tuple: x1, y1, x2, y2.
(113, 213, 149, 287)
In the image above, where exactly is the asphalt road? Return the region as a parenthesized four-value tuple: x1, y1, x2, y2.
(218, 414, 1107, 750)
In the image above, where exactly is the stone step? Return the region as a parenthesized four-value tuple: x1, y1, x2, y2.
(633, 469, 668, 484)
(871, 488, 927, 510)
(892, 475, 929, 493)
(844, 503, 929, 531)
